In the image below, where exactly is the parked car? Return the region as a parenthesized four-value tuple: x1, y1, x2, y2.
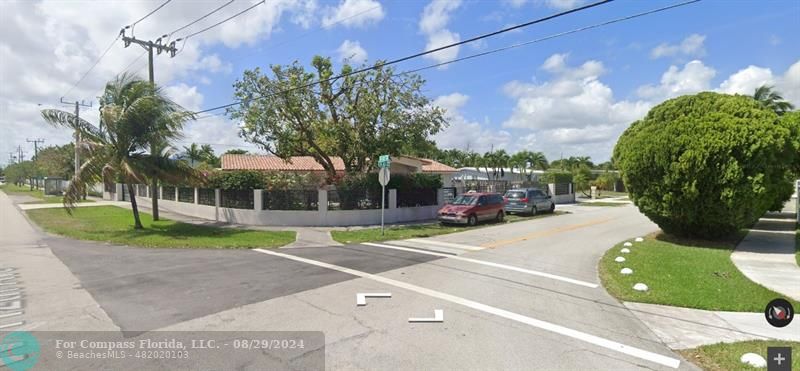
(438, 192, 505, 226)
(503, 188, 555, 215)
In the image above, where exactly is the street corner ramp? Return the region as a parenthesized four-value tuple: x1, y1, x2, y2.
(45, 238, 355, 334)
(277, 244, 444, 274)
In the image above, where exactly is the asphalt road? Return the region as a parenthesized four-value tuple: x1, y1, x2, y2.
(2, 195, 699, 370)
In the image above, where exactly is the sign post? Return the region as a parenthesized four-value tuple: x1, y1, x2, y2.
(378, 155, 391, 236)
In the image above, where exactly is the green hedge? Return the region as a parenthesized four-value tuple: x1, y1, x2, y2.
(540, 171, 573, 184)
(613, 92, 796, 239)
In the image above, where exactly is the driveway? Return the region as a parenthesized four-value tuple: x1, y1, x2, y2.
(1, 194, 696, 370)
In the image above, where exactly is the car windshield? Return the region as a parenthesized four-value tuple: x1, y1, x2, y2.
(505, 191, 526, 199)
(451, 195, 478, 205)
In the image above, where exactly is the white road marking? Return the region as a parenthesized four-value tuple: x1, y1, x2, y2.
(0, 288, 20, 293)
(0, 296, 21, 302)
(0, 268, 15, 273)
(0, 281, 19, 286)
(409, 309, 444, 323)
(362, 242, 598, 289)
(252, 248, 681, 369)
(0, 291, 21, 298)
(759, 218, 796, 223)
(0, 311, 23, 319)
(747, 229, 796, 235)
(356, 293, 392, 306)
(405, 238, 484, 251)
(0, 321, 24, 329)
(0, 301, 21, 310)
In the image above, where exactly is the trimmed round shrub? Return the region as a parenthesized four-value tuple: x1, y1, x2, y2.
(613, 92, 795, 239)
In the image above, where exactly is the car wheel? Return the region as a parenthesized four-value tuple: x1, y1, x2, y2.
(467, 214, 478, 226)
(531, 206, 538, 216)
(549, 202, 556, 213)
(496, 211, 504, 223)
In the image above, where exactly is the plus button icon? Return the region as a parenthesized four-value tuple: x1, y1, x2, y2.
(767, 347, 791, 371)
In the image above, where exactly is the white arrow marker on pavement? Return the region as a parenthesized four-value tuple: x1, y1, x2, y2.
(356, 293, 392, 306)
(409, 309, 444, 323)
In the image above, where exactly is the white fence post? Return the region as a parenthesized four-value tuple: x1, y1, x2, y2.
(214, 189, 221, 222)
(254, 189, 263, 211)
(115, 184, 123, 201)
(194, 187, 199, 204)
(159, 186, 163, 200)
(437, 188, 445, 206)
(389, 189, 397, 209)
(174, 186, 179, 201)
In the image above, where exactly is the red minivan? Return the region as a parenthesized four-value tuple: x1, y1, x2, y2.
(438, 192, 505, 226)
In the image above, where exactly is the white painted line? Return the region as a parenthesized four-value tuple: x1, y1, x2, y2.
(0, 281, 19, 286)
(0, 301, 21, 310)
(253, 248, 681, 369)
(0, 273, 17, 278)
(405, 238, 484, 251)
(0, 321, 24, 329)
(748, 229, 796, 235)
(0, 296, 21, 302)
(759, 218, 796, 223)
(0, 268, 15, 273)
(0, 311, 23, 319)
(363, 242, 598, 289)
(356, 293, 392, 306)
(0, 288, 20, 294)
(0, 292, 20, 298)
(409, 309, 444, 323)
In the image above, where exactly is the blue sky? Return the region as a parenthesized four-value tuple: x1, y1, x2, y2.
(2, 0, 799, 165)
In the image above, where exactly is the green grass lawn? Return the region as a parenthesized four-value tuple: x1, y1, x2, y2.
(26, 206, 296, 249)
(576, 202, 627, 207)
(596, 191, 629, 199)
(680, 341, 799, 371)
(0, 183, 92, 204)
(599, 232, 800, 312)
(331, 211, 565, 244)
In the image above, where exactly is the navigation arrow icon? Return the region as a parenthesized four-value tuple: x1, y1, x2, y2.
(356, 293, 392, 306)
(409, 309, 444, 323)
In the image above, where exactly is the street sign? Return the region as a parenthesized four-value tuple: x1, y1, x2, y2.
(378, 154, 391, 169)
(378, 167, 390, 186)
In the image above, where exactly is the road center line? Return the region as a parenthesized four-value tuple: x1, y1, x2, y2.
(481, 218, 611, 248)
(362, 242, 597, 288)
(252, 248, 681, 369)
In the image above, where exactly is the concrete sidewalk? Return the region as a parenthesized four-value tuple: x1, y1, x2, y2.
(731, 205, 799, 301)
(625, 302, 800, 349)
(17, 199, 130, 210)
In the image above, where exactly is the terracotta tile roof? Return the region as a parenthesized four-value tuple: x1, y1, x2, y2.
(221, 154, 457, 173)
(419, 158, 458, 173)
(221, 155, 345, 171)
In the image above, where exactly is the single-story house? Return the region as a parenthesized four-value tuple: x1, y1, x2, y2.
(220, 154, 458, 184)
(453, 167, 545, 183)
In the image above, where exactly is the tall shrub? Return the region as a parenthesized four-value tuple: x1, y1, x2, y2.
(613, 92, 795, 239)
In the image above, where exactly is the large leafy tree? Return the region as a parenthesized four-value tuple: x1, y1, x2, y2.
(41, 74, 197, 229)
(229, 56, 446, 183)
(33, 144, 75, 179)
(180, 143, 204, 167)
(753, 85, 795, 115)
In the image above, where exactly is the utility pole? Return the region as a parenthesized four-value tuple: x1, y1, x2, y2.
(16, 146, 25, 163)
(59, 98, 91, 198)
(121, 28, 177, 221)
(26, 138, 44, 189)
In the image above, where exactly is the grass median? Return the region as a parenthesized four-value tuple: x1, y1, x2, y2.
(331, 211, 565, 244)
(26, 206, 296, 249)
(0, 183, 93, 204)
(679, 340, 799, 371)
(599, 232, 800, 312)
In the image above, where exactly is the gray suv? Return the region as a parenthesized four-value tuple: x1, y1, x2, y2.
(503, 188, 555, 215)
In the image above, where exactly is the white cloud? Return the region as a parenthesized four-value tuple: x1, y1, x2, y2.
(542, 0, 585, 10)
(432, 93, 511, 153)
(164, 84, 204, 112)
(336, 39, 368, 64)
(322, 0, 385, 29)
(650, 34, 706, 59)
(717, 60, 800, 106)
(636, 60, 716, 101)
(419, 0, 462, 67)
(0, 0, 315, 166)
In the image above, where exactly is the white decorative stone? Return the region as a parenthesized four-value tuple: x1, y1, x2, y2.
(620, 248, 631, 254)
(740, 353, 766, 368)
(614, 256, 626, 263)
(634, 237, 644, 242)
(633, 283, 648, 291)
(623, 242, 633, 247)
(620, 268, 633, 275)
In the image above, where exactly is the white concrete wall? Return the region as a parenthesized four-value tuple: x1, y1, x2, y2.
(132, 185, 441, 227)
(547, 183, 576, 204)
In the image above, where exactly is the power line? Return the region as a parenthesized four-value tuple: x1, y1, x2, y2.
(175, 0, 266, 43)
(127, 0, 173, 30)
(192, 0, 615, 116)
(405, 0, 702, 74)
(166, 0, 236, 38)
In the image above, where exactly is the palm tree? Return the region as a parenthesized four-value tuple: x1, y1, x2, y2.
(41, 73, 197, 229)
(180, 143, 203, 167)
(753, 85, 795, 115)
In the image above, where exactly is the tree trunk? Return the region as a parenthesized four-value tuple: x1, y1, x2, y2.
(128, 183, 143, 229)
(151, 179, 159, 220)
